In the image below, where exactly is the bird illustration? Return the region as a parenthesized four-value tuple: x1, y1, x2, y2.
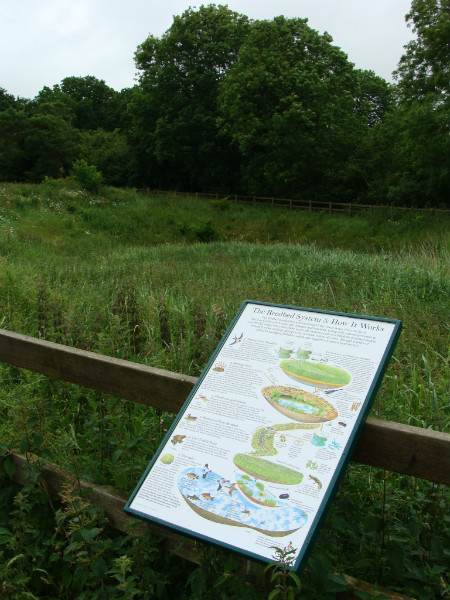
(226, 483, 238, 496)
(230, 333, 243, 345)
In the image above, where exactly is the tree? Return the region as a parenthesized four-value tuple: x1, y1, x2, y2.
(0, 108, 78, 182)
(395, 0, 449, 104)
(34, 85, 76, 123)
(0, 88, 16, 112)
(60, 75, 119, 130)
(386, 0, 450, 206)
(218, 16, 362, 199)
(0, 109, 33, 180)
(129, 4, 250, 191)
(77, 128, 131, 186)
(33, 76, 120, 131)
(354, 70, 396, 128)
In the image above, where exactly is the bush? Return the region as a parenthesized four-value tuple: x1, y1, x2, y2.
(71, 159, 103, 194)
(195, 219, 219, 242)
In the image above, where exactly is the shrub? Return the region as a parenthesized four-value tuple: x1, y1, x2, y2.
(71, 159, 103, 194)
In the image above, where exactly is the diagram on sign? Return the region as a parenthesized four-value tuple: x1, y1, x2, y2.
(125, 301, 401, 572)
(176, 348, 350, 536)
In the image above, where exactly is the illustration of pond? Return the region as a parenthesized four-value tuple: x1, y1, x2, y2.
(277, 397, 317, 413)
(261, 386, 338, 423)
(177, 467, 308, 537)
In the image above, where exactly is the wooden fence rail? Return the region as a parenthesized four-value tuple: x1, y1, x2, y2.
(1, 328, 449, 599)
(143, 189, 450, 215)
(1, 329, 448, 484)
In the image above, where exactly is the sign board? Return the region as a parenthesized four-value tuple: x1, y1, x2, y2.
(125, 300, 402, 572)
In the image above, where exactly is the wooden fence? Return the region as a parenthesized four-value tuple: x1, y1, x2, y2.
(143, 189, 450, 215)
(1, 328, 449, 599)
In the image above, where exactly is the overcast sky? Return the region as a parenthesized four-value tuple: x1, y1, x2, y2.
(1, 0, 415, 99)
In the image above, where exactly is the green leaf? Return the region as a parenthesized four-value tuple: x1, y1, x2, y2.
(61, 565, 72, 589)
(213, 574, 229, 588)
(267, 589, 281, 600)
(0, 526, 13, 535)
(325, 573, 351, 593)
(7, 553, 25, 568)
(91, 557, 107, 579)
(32, 434, 43, 449)
(79, 527, 101, 543)
(3, 457, 16, 478)
(12, 572, 30, 586)
(187, 567, 206, 596)
(112, 449, 123, 461)
(353, 558, 374, 569)
(288, 571, 302, 589)
(19, 439, 28, 453)
(41, 447, 53, 460)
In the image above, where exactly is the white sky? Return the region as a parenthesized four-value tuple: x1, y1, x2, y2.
(0, 0, 414, 99)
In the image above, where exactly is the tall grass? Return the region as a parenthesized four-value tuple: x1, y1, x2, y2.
(1, 182, 449, 428)
(0, 181, 449, 598)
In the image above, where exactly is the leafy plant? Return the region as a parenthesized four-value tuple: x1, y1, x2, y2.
(265, 544, 302, 600)
(71, 159, 103, 194)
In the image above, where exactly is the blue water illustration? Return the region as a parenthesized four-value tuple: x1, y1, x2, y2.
(276, 398, 317, 414)
(177, 467, 308, 536)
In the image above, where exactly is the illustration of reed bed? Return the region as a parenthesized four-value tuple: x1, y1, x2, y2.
(279, 360, 351, 389)
(234, 453, 304, 485)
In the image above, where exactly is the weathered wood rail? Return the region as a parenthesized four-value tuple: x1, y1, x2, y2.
(145, 189, 450, 215)
(1, 329, 449, 599)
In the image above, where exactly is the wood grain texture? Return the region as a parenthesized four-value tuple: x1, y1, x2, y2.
(1, 329, 449, 484)
(353, 418, 450, 485)
(338, 575, 415, 600)
(0, 329, 196, 413)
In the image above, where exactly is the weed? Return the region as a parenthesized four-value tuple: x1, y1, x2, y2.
(265, 544, 302, 600)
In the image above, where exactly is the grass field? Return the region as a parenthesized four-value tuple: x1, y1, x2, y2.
(0, 181, 449, 599)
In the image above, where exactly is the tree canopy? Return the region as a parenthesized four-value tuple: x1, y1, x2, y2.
(129, 4, 251, 191)
(0, 2, 448, 207)
(217, 16, 362, 198)
(387, 0, 449, 206)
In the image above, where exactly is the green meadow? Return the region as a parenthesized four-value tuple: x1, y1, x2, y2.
(0, 181, 449, 599)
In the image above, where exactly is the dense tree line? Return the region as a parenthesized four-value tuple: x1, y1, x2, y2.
(0, 0, 448, 207)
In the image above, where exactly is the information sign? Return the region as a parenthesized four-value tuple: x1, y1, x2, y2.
(125, 301, 402, 572)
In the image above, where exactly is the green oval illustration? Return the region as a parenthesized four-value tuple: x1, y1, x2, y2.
(280, 359, 351, 388)
(234, 453, 303, 485)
